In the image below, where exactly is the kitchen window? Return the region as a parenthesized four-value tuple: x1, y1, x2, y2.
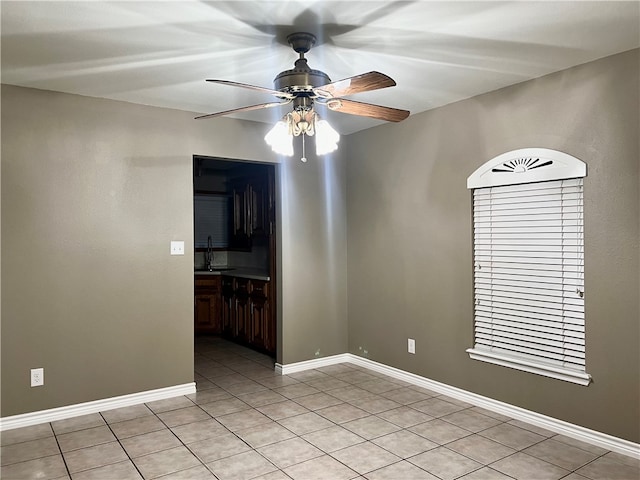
(194, 193, 230, 249)
(466, 148, 591, 385)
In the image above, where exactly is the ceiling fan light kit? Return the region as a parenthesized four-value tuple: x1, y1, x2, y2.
(264, 109, 340, 159)
(197, 32, 409, 162)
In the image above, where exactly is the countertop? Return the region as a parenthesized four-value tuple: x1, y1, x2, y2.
(194, 267, 270, 281)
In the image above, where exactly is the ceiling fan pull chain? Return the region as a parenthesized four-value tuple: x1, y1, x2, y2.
(301, 134, 307, 163)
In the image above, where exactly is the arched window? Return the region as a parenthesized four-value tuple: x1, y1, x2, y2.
(467, 148, 590, 385)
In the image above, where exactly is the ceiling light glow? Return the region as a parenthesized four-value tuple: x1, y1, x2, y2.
(264, 110, 340, 161)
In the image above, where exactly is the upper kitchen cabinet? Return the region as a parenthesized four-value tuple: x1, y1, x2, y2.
(231, 178, 250, 249)
(229, 164, 274, 249)
(249, 176, 269, 237)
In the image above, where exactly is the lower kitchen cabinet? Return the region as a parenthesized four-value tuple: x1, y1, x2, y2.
(221, 277, 234, 337)
(234, 278, 251, 343)
(221, 277, 275, 356)
(194, 276, 222, 334)
(249, 280, 271, 349)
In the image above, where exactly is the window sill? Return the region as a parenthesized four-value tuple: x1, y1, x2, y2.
(467, 348, 592, 386)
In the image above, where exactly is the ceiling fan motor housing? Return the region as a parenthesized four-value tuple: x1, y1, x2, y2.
(274, 59, 331, 93)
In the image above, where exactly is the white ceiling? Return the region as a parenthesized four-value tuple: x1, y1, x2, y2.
(2, 1, 639, 135)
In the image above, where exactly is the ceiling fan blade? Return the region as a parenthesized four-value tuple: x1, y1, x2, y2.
(206, 79, 293, 99)
(195, 100, 291, 120)
(314, 71, 396, 98)
(322, 98, 409, 122)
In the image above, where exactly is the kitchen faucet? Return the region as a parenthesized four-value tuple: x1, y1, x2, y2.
(206, 235, 215, 271)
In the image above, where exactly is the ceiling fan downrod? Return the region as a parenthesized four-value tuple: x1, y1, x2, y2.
(273, 32, 331, 94)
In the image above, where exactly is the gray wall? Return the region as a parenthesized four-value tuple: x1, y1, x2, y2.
(1, 85, 348, 416)
(345, 49, 639, 442)
(277, 151, 348, 364)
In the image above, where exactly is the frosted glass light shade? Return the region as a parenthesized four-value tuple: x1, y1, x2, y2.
(315, 119, 340, 155)
(265, 112, 339, 158)
(264, 120, 293, 156)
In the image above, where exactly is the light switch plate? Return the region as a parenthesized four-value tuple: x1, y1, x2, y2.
(408, 338, 416, 354)
(170, 241, 185, 255)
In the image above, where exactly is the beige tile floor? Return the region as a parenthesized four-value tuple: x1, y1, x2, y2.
(2, 337, 638, 480)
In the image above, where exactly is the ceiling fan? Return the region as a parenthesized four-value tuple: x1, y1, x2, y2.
(196, 32, 410, 159)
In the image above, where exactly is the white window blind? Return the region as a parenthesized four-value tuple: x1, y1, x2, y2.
(466, 149, 590, 386)
(194, 194, 230, 248)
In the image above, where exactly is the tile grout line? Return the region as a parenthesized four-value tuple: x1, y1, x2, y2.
(98, 410, 148, 480)
(150, 402, 223, 480)
(50, 425, 74, 479)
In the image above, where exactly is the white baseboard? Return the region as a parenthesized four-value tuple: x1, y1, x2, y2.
(0, 382, 196, 431)
(275, 353, 350, 375)
(279, 354, 640, 460)
(4, 354, 638, 461)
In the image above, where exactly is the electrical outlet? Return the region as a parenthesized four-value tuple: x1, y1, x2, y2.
(31, 368, 44, 387)
(408, 338, 416, 354)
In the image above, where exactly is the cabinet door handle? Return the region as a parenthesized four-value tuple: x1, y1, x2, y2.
(247, 197, 253, 236)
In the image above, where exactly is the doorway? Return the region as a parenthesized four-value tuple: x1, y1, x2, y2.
(192, 156, 277, 359)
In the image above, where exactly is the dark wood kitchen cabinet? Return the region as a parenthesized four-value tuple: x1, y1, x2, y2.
(234, 278, 251, 343)
(231, 179, 250, 249)
(221, 276, 234, 337)
(229, 174, 272, 249)
(194, 276, 222, 334)
(248, 177, 269, 237)
(221, 276, 275, 356)
(248, 280, 274, 353)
